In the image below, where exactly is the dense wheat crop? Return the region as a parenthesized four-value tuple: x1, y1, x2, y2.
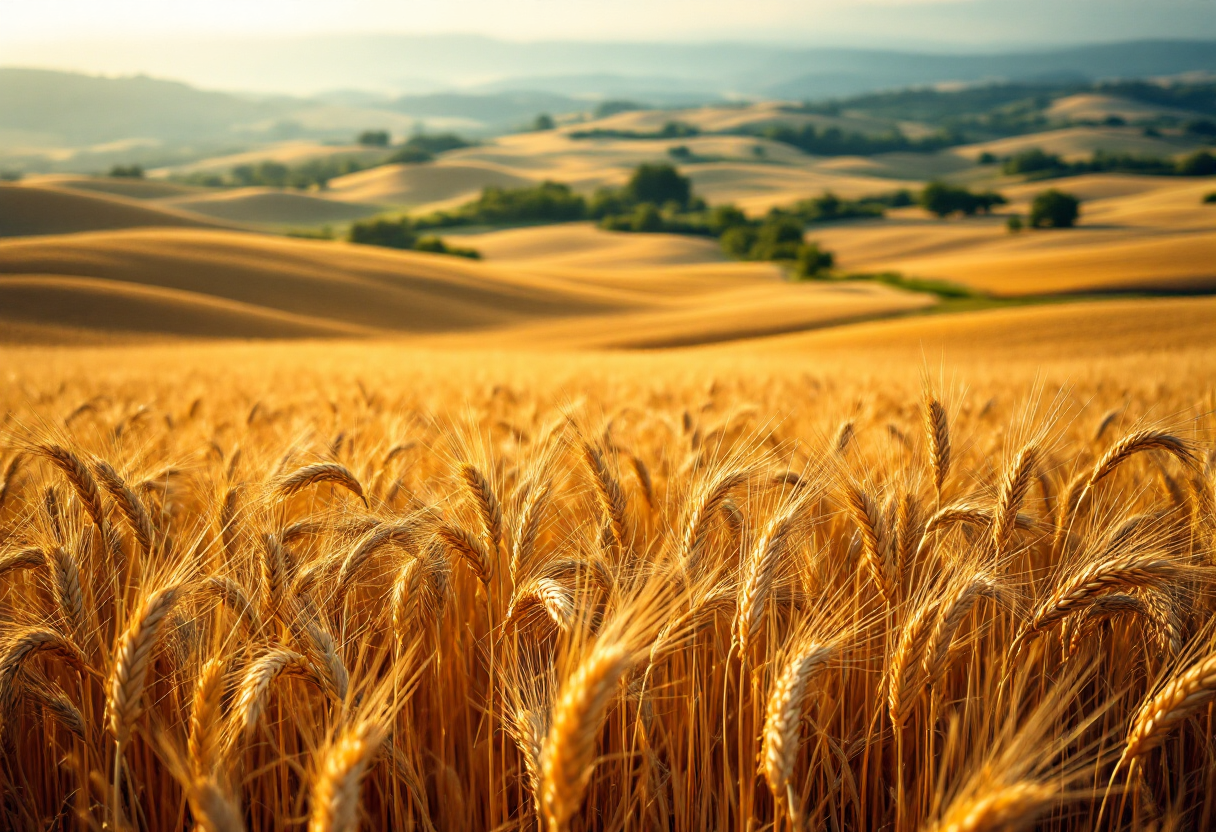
(1, 344, 1215, 832)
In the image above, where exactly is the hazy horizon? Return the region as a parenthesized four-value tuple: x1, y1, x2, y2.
(3, 0, 1214, 94)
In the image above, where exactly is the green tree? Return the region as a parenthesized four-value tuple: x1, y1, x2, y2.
(1029, 190, 1081, 228)
(357, 130, 390, 147)
(349, 217, 416, 249)
(625, 163, 692, 209)
(793, 242, 834, 278)
(1203, 192, 1216, 204)
(720, 225, 759, 259)
(532, 114, 555, 131)
(109, 164, 144, 178)
(750, 217, 804, 260)
(1177, 151, 1216, 176)
(630, 203, 663, 232)
(1006, 214, 1024, 233)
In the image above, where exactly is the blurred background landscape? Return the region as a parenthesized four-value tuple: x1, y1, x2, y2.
(0, 1, 1214, 349)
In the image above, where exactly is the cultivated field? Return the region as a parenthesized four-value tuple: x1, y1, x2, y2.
(1, 335, 1216, 832)
(2, 70, 1216, 832)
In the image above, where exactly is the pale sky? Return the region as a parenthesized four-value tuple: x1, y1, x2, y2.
(1, 0, 1207, 45)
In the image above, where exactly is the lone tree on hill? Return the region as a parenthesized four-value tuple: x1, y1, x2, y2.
(1029, 189, 1081, 228)
(625, 163, 692, 209)
(357, 130, 390, 147)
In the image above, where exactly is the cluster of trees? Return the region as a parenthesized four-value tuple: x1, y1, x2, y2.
(347, 217, 480, 258)
(569, 122, 700, 141)
(108, 164, 145, 178)
(920, 182, 1007, 217)
(387, 132, 472, 164)
(1007, 189, 1082, 231)
(1002, 148, 1216, 178)
(414, 180, 588, 229)
(357, 130, 390, 147)
(178, 156, 372, 190)
(1204, 191, 1216, 204)
(747, 123, 957, 156)
(593, 100, 647, 119)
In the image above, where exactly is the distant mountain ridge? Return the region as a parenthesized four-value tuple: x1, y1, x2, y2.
(1, 38, 1214, 162)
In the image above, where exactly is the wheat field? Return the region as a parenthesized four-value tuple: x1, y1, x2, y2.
(1, 342, 1215, 832)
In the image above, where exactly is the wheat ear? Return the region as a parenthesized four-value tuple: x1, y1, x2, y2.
(512, 480, 551, 581)
(458, 462, 503, 555)
(761, 644, 833, 824)
(307, 719, 387, 832)
(189, 658, 228, 777)
(922, 574, 1001, 691)
(94, 461, 156, 556)
(925, 396, 951, 501)
(1122, 649, 1216, 765)
(581, 442, 629, 553)
(734, 500, 802, 659)
(276, 462, 367, 507)
(929, 781, 1056, 832)
(1011, 552, 1179, 659)
(508, 577, 574, 632)
(437, 523, 493, 584)
(0, 628, 86, 715)
(107, 583, 185, 747)
(540, 641, 630, 832)
(992, 445, 1038, 559)
(888, 599, 939, 728)
(680, 469, 748, 570)
(231, 649, 322, 741)
(844, 482, 895, 605)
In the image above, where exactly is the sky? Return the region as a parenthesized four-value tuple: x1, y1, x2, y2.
(1, 0, 1212, 45)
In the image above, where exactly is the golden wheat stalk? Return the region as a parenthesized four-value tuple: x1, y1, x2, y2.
(922, 574, 1001, 691)
(0, 547, 46, 582)
(307, 719, 387, 832)
(189, 658, 228, 777)
(437, 523, 493, 584)
(924, 396, 951, 501)
(508, 577, 574, 632)
(734, 500, 802, 659)
(1011, 552, 1179, 659)
(46, 545, 87, 641)
(276, 462, 367, 507)
(334, 522, 418, 601)
(195, 576, 262, 634)
(458, 462, 503, 555)
(927, 781, 1056, 832)
(992, 444, 1038, 559)
(231, 648, 322, 741)
(888, 598, 940, 728)
(512, 479, 551, 581)
(761, 644, 833, 824)
(0, 628, 86, 716)
(843, 482, 895, 605)
(94, 460, 156, 556)
(581, 442, 629, 553)
(679, 469, 748, 570)
(1122, 650, 1216, 765)
(540, 641, 630, 832)
(107, 583, 185, 747)
(187, 776, 246, 832)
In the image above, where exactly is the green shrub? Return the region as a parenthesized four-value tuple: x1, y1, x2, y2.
(1029, 189, 1080, 228)
(1006, 214, 1024, 233)
(1177, 151, 1216, 176)
(625, 163, 692, 209)
(109, 164, 144, 178)
(1203, 192, 1216, 204)
(357, 130, 390, 147)
(793, 243, 834, 278)
(349, 217, 416, 249)
(920, 182, 1007, 217)
(413, 236, 481, 259)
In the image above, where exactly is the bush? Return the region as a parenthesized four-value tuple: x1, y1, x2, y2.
(388, 147, 434, 164)
(1203, 192, 1216, 204)
(532, 114, 555, 131)
(357, 130, 390, 147)
(413, 236, 481, 259)
(625, 163, 692, 209)
(1002, 148, 1066, 177)
(750, 217, 805, 261)
(920, 182, 1007, 217)
(1177, 151, 1216, 176)
(793, 243, 834, 278)
(719, 225, 759, 259)
(349, 217, 416, 249)
(1029, 190, 1080, 228)
(109, 164, 144, 178)
(978, 151, 997, 165)
(593, 100, 646, 119)
(668, 145, 693, 161)
(1006, 214, 1024, 233)
(348, 217, 480, 258)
